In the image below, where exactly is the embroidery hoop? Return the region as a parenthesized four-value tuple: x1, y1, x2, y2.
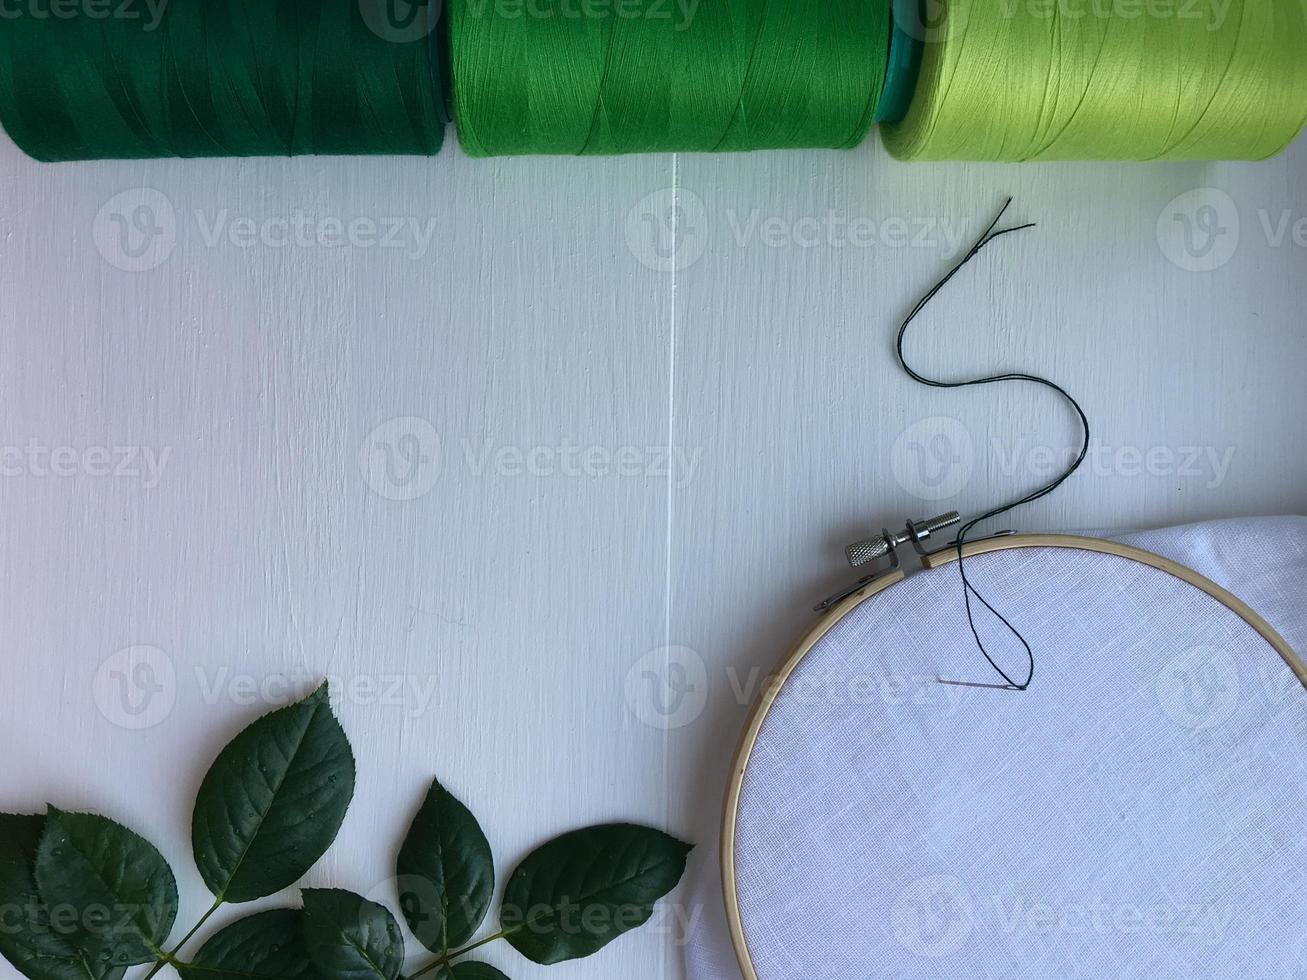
(720, 529, 1306, 980)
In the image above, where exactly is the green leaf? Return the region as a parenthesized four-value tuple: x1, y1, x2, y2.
(177, 909, 319, 980)
(302, 889, 404, 980)
(191, 683, 356, 903)
(449, 964, 509, 980)
(420, 960, 511, 980)
(0, 813, 125, 980)
(500, 824, 692, 964)
(395, 778, 494, 953)
(34, 808, 177, 967)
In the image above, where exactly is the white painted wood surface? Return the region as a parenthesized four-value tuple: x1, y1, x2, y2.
(0, 130, 1303, 980)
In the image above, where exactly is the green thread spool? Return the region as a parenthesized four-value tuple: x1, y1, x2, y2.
(450, 0, 890, 156)
(884, 0, 1307, 161)
(0, 0, 448, 162)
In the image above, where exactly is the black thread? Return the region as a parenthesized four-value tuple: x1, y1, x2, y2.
(895, 198, 1090, 691)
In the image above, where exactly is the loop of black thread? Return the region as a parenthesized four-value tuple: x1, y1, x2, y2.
(895, 198, 1090, 691)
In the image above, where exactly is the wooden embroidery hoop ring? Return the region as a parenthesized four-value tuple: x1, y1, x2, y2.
(719, 532, 1306, 980)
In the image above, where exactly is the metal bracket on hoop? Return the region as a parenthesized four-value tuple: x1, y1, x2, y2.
(814, 512, 962, 613)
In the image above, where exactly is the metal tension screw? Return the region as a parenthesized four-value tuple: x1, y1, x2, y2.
(845, 512, 961, 567)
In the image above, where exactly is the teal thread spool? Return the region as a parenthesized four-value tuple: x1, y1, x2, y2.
(874, 0, 925, 124)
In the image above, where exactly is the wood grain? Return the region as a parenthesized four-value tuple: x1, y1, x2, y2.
(0, 132, 1303, 979)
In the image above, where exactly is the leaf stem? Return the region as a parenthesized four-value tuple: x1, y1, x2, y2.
(141, 899, 223, 978)
(408, 929, 520, 979)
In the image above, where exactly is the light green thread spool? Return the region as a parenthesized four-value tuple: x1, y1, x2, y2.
(884, 0, 1307, 161)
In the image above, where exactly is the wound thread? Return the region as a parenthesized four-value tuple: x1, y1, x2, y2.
(884, 0, 1307, 161)
(0, 0, 448, 161)
(449, 0, 890, 156)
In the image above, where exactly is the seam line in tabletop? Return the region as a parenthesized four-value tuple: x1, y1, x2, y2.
(661, 151, 680, 979)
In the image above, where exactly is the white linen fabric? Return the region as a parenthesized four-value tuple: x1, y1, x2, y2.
(689, 517, 1307, 980)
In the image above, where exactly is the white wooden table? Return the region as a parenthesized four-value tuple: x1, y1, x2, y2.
(1, 132, 1304, 980)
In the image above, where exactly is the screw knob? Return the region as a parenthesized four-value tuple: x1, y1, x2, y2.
(845, 512, 961, 567)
